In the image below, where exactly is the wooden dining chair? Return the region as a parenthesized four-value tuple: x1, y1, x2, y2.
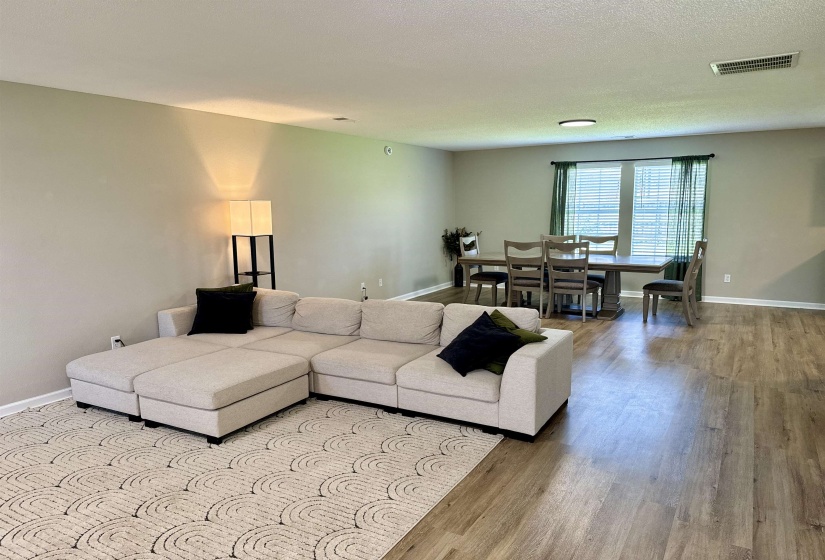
(540, 234, 577, 245)
(504, 241, 545, 312)
(579, 234, 618, 304)
(643, 239, 708, 326)
(544, 240, 600, 322)
(460, 234, 508, 305)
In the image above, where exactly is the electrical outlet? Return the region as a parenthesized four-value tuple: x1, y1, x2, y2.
(379, 278, 383, 287)
(723, 274, 731, 283)
(361, 282, 365, 289)
(111, 336, 123, 350)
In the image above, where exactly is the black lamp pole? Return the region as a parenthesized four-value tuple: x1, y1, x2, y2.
(232, 234, 276, 289)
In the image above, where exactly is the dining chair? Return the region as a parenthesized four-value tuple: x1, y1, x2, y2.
(544, 240, 600, 322)
(579, 234, 618, 304)
(460, 234, 508, 305)
(540, 234, 577, 245)
(642, 239, 708, 326)
(504, 240, 545, 312)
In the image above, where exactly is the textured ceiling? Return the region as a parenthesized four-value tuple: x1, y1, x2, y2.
(1, 0, 824, 150)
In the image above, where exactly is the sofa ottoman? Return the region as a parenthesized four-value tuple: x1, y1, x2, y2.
(66, 337, 225, 418)
(133, 348, 310, 444)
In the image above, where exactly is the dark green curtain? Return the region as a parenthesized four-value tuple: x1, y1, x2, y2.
(550, 162, 576, 235)
(664, 156, 709, 300)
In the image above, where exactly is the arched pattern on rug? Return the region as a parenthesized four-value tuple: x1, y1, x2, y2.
(0, 398, 501, 559)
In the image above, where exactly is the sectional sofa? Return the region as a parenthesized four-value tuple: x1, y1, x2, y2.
(66, 288, 573, 444)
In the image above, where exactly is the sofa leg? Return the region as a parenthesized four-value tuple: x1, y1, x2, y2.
(206, 435, 223, 445)
(76, 401, 91, 409)
(399, 410, 415, 418)
(144, 420, 160, 428)
(127, 415, 141, 423)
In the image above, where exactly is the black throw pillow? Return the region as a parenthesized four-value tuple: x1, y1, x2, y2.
(188, 291, 257, 335)
(196, 283, 255, 327)
(437, 312, 521, 376)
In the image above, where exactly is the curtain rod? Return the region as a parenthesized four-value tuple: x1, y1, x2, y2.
(550, 154, 715, 165)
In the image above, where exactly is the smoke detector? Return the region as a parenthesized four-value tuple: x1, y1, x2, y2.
(710, 52, 799, 76)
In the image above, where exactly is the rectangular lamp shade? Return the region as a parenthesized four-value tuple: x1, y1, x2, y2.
(230, 200, 272, 236)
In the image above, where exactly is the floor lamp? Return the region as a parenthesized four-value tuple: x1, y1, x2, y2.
(229, 200, 275, 288)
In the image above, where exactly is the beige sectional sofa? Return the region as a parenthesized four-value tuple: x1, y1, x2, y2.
(66, 288, 572, 444)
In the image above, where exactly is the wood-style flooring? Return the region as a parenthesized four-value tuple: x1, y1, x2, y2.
(385, 288, 825, 560)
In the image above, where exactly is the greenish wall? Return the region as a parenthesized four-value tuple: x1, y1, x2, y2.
(0, 81, 454, 406)
(453, 129, 825, 304)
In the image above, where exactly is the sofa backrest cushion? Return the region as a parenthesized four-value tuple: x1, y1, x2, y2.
(292, 297, 362, 336)
(440, 303, 541, 346)
(253, 288, 300, 328)
(360, 299, 444, 345)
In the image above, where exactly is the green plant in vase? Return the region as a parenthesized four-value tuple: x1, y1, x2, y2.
(442, 227, 479, 287)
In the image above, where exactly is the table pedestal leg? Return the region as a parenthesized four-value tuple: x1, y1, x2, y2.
(597, 270, 625, 320)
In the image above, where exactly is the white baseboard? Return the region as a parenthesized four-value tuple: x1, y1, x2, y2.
(621, 291, 644, 298)
(0, 388, 72, 418)
(621, 291, 824, 310)
(701, 296, 825, 310)
(389, 282, 453, 301)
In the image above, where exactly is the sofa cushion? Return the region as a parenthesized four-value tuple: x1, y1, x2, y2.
(133, 348, 308, 410)
(396, 349, 502, 403)
(253, 288, 300, 327)
(198, 282, 254, 293)
(360, 299, 444, 345)
(292, 297, 361, 336)
(312, 339, 437, 385)
(66, 337, 224, 392)
(181, 326, 291, 348)
(440, 303, 541, 346)
(242, 330, 358, 360)
(197, 282, 255, 328)
(438, 312, 521, 376)
(485, 310, 548, 374)
(188, 291, 256, 334)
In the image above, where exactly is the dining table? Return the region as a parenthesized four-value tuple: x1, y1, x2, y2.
(458, 252, 674, 320)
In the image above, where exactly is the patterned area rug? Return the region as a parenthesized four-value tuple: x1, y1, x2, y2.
(0, 398, 501, 559)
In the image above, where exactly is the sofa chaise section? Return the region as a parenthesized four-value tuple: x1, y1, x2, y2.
(396, 325, 572, 438)
(66, 337, 225, 419)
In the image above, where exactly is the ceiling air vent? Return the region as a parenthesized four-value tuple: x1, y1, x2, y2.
(710, 52, 799, 76)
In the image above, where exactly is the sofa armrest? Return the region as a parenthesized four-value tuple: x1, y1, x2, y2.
(498, 328, 573, 436)
(157, 305, 197, 337)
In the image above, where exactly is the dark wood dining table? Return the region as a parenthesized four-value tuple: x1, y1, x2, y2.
(458, 252, 673, 320)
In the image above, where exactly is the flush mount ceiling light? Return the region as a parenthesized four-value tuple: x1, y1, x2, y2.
(559, 119, 596, 127)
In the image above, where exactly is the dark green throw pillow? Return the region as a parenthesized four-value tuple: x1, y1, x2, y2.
(196, 283, 255, 327)
(484, 310, 547, 374)
(196, 282, 254, 294)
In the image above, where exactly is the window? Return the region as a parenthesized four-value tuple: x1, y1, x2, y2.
(631, 160, 706, 256)
(564, 163, 621, 236)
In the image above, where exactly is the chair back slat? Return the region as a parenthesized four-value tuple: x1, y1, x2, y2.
(579, 234, 618, 256)
(504, 240, 544, 282)
(541, 234, 578, 254)
(544, 241, 590, 287)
